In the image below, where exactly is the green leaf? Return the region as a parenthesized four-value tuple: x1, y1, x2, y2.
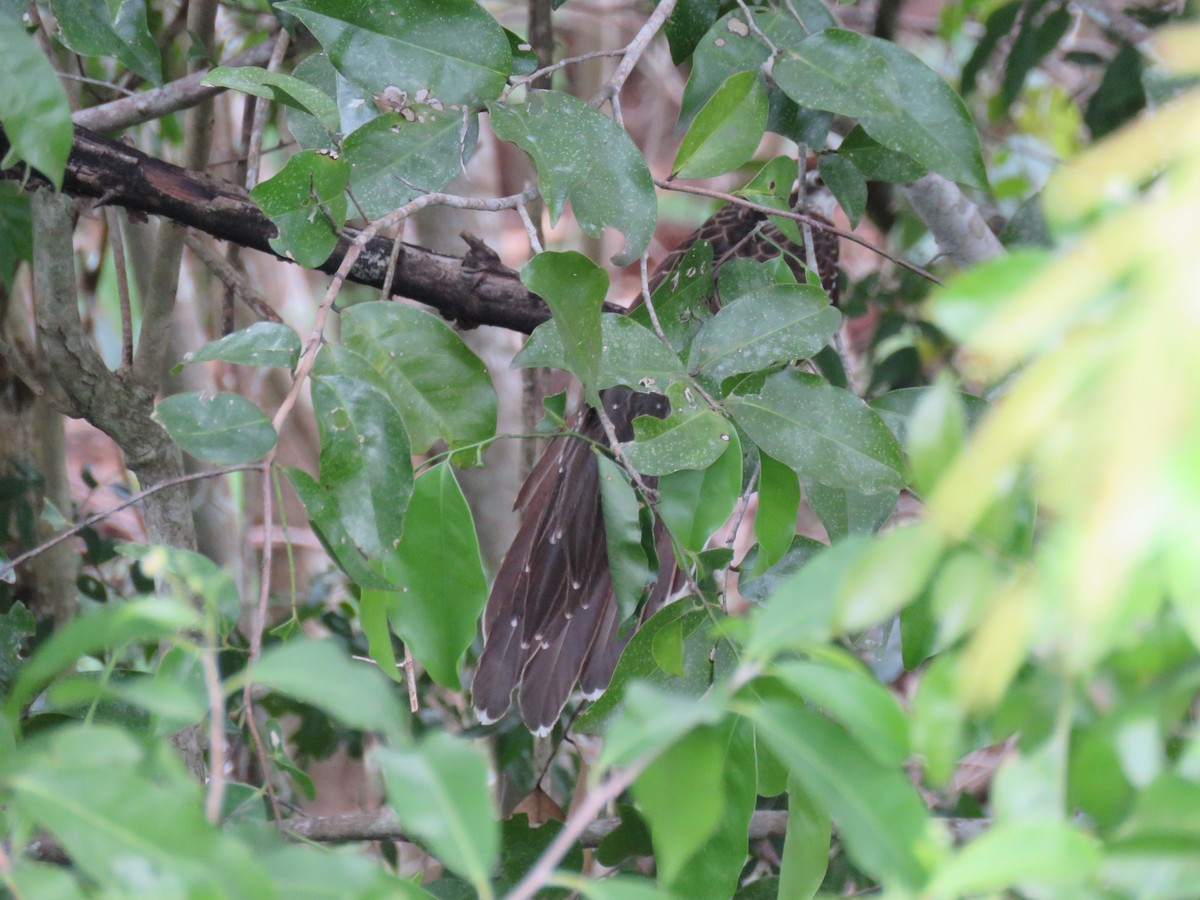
(753, 452, 800, 572)
(663, 0, 721, 63)
(803, 480, 897, 542)
(0, 15, 72, 188)
(750, 700, 931, 888)
(779, 777, 830, 900)
(926, 821, 1100, 896)
(626, 408, 734, 476)
(250, 150, 349, 268)
(181, 321, 301, 370)
(632, 722, 726, 883)
(286, 53, 373, 149)
(836, 125, 926, 183)
(774, 29, 987, 189)
(5, 598, 197, 720)
(6, 726, 273, 896)
(205, 66, 339, 132)
(870, 386, 990, 448)
(726, 370, 905, 493)
(688, 284, 840, 384)
(340, 301, 497, 456)
(596, 454, 655, 620)
(0, 602, 35, 697)
(491, 91, 656, 264)
(906, 377, 967, 497)
(261, 844, 436, 899)
(124, 543, 240, 622)
(818, 154, 867, 228)
(549, 875, 672, 900)
(835, 523, 944, 632)
(284, 467, 395, 590)
(601, 682, 727, 770)
(680, 5, 835, 133)
(153, 391, 276, 464)
(774, 654, 910, 767)
(278, 0, 511, 106)
(376, 733, 499, 891)
(250, 638, 408, 736)
(746, 536, 870, 661)
(909, 654, 964, 788)
(657, 427, 742, 552)
(576, 605, 720, 733)
(515, 313, 688, 395)
(0, 182, 32, 292)
(521, 251, 607, 402)
(629, 241, 715, 356)
(310, 373, 413, 561)
(51, 0, 161, 84)
(674, 70, 768, 179)
(342, 109, 479, 220)
(368, 464, 487, 690)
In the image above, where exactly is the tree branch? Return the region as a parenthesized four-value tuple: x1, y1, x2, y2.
(1, 126, 552, 334)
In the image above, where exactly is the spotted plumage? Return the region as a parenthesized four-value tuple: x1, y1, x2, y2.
(472, 197, 840, 734)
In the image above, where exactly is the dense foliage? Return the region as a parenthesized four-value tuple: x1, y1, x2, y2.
(2, 0, 1199, 897)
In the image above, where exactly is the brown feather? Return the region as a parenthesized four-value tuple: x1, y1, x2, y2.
(472, 196, 839, 732)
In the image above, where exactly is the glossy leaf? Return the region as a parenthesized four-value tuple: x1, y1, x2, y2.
(340, 301, 496, 456)
(286, 52, 374, 148)
(6, 726, 272, 896)
(250, 638, 407, 736)
(205, 66, 339, 132)
(630, 241, 716, 355)
(250, 150, 349, 268)
(774, 654, 910, 767)
(285, 467, 395, 590)
(626, 407, 733, 476)
(835, 523, 944, 632)
(750, 700, 931, 888)
(753, 452, 800, 572)
(491, 91, 656, 264)
(657, 427, 742, 552)
(278, 0, 511, 106)
(906, 378, 968, 497)
(870, 386, 990, 448)
(366, 465, 487, 690)
(688, 284, 840, 383)
(596, 454, 655, 619)
(182, 322, 301, 370)
(576, 605, 719, 733)
(803, 480, 897, 542)
(680, 5, 835, 132)
(632, 723, 725, 884)
(376, 734, 499, 890)
(837, 125, 925, 183)
(515, 313, 688, 395)
(5, 598, 198, 719)
(521, 251, 607, 401)
(51, 0, 161, 83)
(309, 373, 413, 561)
(779, 777, 831, 900)
(342, 109, 479, 220)
(154, 391, 276, 464)
(674, 71, 768, 179)
(774, 29, 987, 189)
(818, 154, 867, 227)
(746, 536, 871, 661)
(601, 682, 727, 770)
(726, 370, 905, 493)
(926, 820, 1100, 896)
(667, 718, 759, 899)
(0, 15, 72, 188)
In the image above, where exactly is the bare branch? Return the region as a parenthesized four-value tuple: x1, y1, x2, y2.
(901, 172, 1004, 267)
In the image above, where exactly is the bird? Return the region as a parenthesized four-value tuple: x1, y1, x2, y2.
(472, 187, 841, 735)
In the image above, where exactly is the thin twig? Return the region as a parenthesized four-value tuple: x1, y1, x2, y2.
(639, 252, 668, 342)
(201, 638, 227, 823)
(655, 178, 944, 284)
(105, 207, 134, 370)
(505, 758, 652, 900)
(58, 72, 137, 96)
(0, 464, 259, 581)
(183, 232, 283, 323)
(589, 0, 678, 109)
(503, 50, 624, 100)
(402, 646, 419, 713)
(516, 200, 544, 254)
(245, 30, 290, 191)
(734, 0, 779, 53)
